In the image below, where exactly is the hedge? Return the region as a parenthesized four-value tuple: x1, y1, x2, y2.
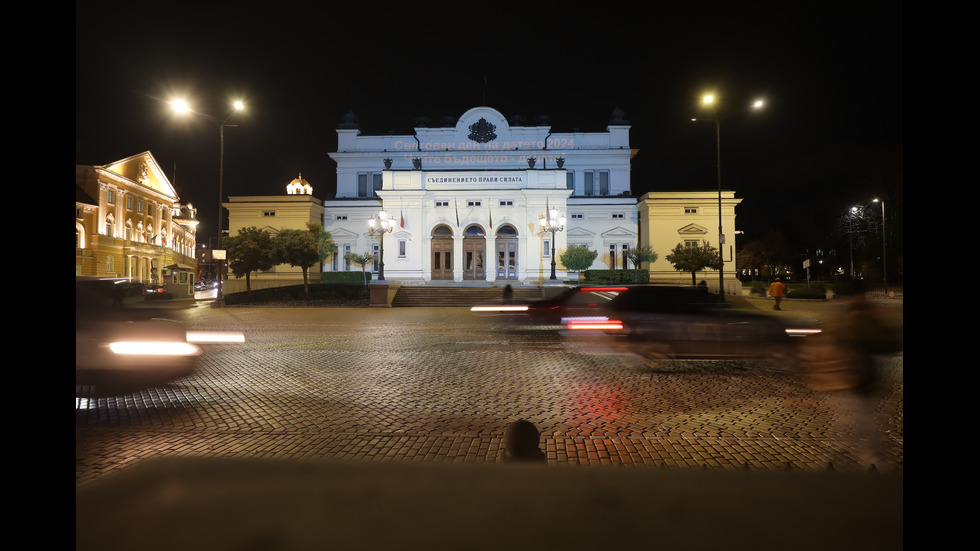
(581, 269, 649, 283)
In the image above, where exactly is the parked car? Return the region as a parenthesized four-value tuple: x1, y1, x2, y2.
(525, 286, 629, 324)
(566, 285, 798, 361)
(76, 277, 200, 397)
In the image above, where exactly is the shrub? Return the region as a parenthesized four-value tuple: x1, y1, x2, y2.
(321, 272, 372, 285)
(581, 269, 649, 283)
(223, 284, 369, 306)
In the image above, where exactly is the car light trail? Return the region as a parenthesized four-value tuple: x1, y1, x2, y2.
(186, 331, 246, 343)
(108, 342, 202, 356)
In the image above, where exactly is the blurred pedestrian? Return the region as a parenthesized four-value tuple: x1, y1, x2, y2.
(796, 286, 902, 470)
(769, 277, 786, 310)
(502, 284, 513, 305)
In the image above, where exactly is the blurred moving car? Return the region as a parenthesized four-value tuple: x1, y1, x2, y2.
(76, 277, 200, 396)
(567, 286, 798, 361)
(525, 286, 628, 324)
(143, 284, 167, 296)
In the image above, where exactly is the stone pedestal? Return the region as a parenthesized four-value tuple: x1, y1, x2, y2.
(369, 282, 392, 307)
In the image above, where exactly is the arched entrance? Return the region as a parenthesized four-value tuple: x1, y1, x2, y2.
(431, 225, 453, 280)
(463, 225, 486, 280)
(495, 225, 519, 280)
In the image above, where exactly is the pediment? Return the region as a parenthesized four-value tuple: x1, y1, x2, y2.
(567, 227, 596, 238)
(105, 151, 179, 201)
(328, 228, 360, 239)
(600, 225, 637, 239)
(677, 223, 709, 235)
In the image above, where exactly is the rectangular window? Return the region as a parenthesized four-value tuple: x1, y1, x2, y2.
(566, 172, 575, 191)
(684, 240, 700, 248)
(598, 171, 609, 196)
(372, 173, 383, 196)
(612, 213, 625, 219)
(148, 203, 154, 216)
(467, 200, 482, 207)
(137, 200, 144, 214)
(336, 215, 348, 220)
(609, 244, 617, 269)
(332, 245, 339, 271)
(372, 243, 379, 272)
(435, 200, 449, 207)
(622, 244, 630, 268)
(398, 240, 407, 258)
(584, 171, 594, 196)
(357, 174, 368, 198)
(499, 200, 513, 207)
(543, 239, 551, 258)
(344, 244, 351, 270)
(685, 207, 698, 214)
(571, 213, 583, 219)
(126, 196, 133, 210)
(107, 190, 115, 204)
(263, 211, 276, 217)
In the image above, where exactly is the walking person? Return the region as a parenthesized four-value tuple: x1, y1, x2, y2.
(769, 277, 786, 310)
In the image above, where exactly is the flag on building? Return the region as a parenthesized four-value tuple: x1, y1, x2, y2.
(455, 199, 460, 228)
(400, 209, 405, 228)
(488, 205, 493, 229)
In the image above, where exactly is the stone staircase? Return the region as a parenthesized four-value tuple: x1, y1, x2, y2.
(390, 285, 548, 307)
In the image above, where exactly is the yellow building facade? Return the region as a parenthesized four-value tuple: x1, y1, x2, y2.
(75, 152, 199, 285)
(222, 174, 325, 294)
(638, 191, 743, 295)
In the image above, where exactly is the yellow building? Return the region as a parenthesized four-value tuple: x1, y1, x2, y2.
(222, 174, 325, 294)
(76, 152, 199, 288)
(637, 191, 743, 295)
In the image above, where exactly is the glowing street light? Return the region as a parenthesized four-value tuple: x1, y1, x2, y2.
(539, 206, 566, 281)
(170, 98, 245, 301)
(368, 210, 397, 281)
(692, 93, 765, 299)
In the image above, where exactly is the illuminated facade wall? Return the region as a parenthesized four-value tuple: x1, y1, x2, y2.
(638, 191, 743, 294)
(222, 176, 325, 293)
(323, 107, 639, 284)
(75, 152, 198, 283)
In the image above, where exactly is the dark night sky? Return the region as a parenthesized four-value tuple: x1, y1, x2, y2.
(76, 3, 902, 247)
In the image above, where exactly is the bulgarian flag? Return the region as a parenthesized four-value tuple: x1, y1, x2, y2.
(488, 205, 493, 229)
(400, 209, 405, 228)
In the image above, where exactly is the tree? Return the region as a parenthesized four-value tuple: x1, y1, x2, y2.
(737, 231, 793, 281)
(271, 222, 331, 297)
(224, 226, 274, 295)
(559, 245, 598, 282)
(344, 252, 377, 285)
(666, 242, 722, 286)
(625, 245, 658, 283)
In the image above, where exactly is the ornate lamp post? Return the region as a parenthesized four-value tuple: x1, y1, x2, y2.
(368, 209, 397, 281)
(539, 206, 566, 281)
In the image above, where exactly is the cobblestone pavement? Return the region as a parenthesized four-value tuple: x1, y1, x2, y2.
(76, 300, 903, 487)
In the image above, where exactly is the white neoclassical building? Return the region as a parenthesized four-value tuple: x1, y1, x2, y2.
(323, 106, 639, 285)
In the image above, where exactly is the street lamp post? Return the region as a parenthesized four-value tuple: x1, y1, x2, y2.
(873, 198, 887, 292)
(539, 206, 566, 281)
(368, 210, 397, 281)
(171, 99, 244, 301)
(695, 95, 764, 299)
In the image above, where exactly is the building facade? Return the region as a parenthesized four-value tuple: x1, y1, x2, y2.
(76, 152, 199, 286)
(638, 191, 743, 294)
(222, 174, 325, 294)
(323, 106, 639, 284)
